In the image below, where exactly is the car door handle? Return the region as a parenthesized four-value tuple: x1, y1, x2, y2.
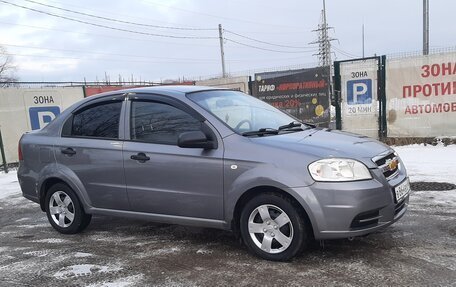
(61, 147, 76, 156)
(130, 152, 150, 162)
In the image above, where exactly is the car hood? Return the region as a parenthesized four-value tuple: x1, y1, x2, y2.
(250, 128, 391, 168)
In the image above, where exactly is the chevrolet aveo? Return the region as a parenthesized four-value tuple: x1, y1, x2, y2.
(18, 86, 410, 261)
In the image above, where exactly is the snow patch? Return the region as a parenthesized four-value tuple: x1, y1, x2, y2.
(32, 238, 71, 244)
(74, 252, 94, 258)
(411, 190, 456, 210)
(18, 223, 49, 229)
(89, 234, 139, 243)
(151, 247, 181, 256)
(391, 231, 414, 239)
(15, 217, 30, 222)
(23, 250, 51, 257)
(0, 171, 20, 200)
(53, 264, 123, 279)
(86, 274, 144, 287)
(394, 145, 456, 184)
(196, 248, 213, 255)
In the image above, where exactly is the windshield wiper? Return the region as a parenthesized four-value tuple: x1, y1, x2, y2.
(278, 121, 315, 131)
(242, 128, 279, 137)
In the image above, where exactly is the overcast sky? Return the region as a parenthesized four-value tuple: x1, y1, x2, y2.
(1, 0, 455, 82)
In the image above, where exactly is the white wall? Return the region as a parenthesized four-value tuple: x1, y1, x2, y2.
(196, 76, 250, 94)
(0, 87, 84, 163)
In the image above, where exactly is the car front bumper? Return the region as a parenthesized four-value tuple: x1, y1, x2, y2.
(290, 165, 409, 240)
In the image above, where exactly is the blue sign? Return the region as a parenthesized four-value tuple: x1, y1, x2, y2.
(29, 106, 61, 130)
(347, 79, 372, 105)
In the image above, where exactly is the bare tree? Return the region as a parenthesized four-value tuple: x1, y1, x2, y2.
(0, 46, 19, 87)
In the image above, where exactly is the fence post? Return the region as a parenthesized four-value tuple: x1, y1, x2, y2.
(0, 127, 8, 173)
(378, 55, 387, 140)
(333, 61, 342, 130)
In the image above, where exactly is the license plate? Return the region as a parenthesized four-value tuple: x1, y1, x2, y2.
(394, 179, 410, 202)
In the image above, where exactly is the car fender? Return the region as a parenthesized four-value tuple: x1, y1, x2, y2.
(37, 163, 93, 210)
(224, 165, 321, 234)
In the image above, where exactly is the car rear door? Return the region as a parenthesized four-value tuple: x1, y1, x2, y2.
(123, 94, 224, 220)
(54, 95, 129, 210)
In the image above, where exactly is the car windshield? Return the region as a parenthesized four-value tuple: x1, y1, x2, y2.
(187, 90, 300, 135)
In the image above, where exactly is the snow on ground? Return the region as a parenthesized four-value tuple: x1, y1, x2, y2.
(53, 264, 123, 279)
(0, 171, 19, 200)
(393, 144, 456, 184)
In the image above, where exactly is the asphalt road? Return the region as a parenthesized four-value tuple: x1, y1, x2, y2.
(0, 189, 455, 287)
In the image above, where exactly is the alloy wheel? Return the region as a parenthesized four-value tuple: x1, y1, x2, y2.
(48, 191, 75, 228)
(247, 204, 294, 254)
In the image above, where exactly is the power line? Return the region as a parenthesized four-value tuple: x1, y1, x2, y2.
(332, 46, 360, 58)
(3, 52, 221, 65)
(0, 43, 221, 62)
(0, 21, 219, 47)
(224, 29, 314, 50)
(1, 42, 315, 63)
(225, 38, 318, 54)
(22, 0, 217, 31)
(0, 0, 217, 39)
(0, 20, 318, 56)
(40, 0, 309, 36)
(141, 0, 307, 30)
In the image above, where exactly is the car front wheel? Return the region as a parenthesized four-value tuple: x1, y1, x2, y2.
(45, 183, 91, 234)
(240, 193, 308, 261)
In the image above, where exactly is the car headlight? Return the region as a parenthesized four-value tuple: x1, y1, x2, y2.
(308, 158, 372, 182)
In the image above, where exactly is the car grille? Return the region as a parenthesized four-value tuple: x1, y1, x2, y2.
(373, 152, 399, 180)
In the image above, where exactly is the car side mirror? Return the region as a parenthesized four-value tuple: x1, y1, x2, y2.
(178, 131, 216, 149)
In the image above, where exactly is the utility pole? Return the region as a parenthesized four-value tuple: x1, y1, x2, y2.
(322, 0, 329, 66)
(218, 24, 227, 78)
(310, 0, 335, 67)
(362, 23, 365, 58)
(423, 0, 429, 55)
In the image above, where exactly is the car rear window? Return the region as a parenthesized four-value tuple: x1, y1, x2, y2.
(69, 101, 122, 139)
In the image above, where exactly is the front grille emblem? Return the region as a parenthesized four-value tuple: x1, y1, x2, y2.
(386, 158, 399, 171)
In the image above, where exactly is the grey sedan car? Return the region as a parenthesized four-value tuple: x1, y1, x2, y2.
(18, 86, 410, 261)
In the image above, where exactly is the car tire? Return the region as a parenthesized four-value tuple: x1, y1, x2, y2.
(45, 183, 92, 234)
(240, 192, 308, 261)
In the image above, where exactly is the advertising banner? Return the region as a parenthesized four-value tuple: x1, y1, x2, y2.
(252, 67, 330, 127)
(0, 87, 84, 162)
(386, 52, 456, 137)
(340, 58, 379, 138)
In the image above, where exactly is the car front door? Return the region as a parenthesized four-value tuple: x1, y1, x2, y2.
(123, 94, 224, 220)
(54, 96, 129, 210)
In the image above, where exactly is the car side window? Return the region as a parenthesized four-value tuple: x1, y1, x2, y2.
(130, 101, 202, 145)
(66, 101, 122, 139)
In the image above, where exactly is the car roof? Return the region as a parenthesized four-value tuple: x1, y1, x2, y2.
(91, 85, 227, 99)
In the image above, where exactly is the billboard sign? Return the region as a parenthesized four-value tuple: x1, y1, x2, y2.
(252, 67, 330, 127)
(340, 58, 379, 138)
(386, 52, 456, 137)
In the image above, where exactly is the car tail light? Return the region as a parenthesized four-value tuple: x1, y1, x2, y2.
(18, 141, 23, 161)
